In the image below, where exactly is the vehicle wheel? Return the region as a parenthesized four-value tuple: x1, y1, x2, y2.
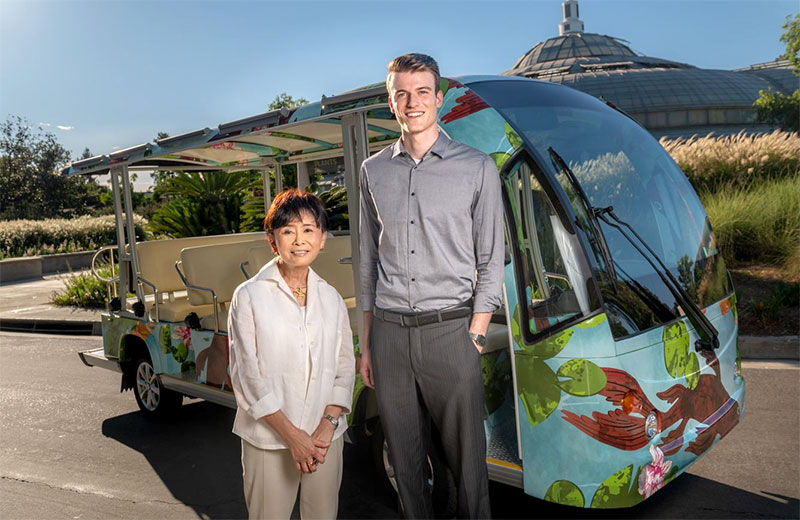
(370, 419, 457, 518)
(133, 358, 182, 420)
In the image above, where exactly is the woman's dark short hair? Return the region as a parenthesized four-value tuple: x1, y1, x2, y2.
(263, 189, 329, 234)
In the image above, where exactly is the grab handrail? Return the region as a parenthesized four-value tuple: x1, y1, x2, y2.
(175, 260, 221, 333)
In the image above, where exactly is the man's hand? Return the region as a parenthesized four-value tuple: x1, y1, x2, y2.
(471, 337, 484, 354)
(359, 348, 375, 389)
(469, 312, 492, 354)
(360, 311, 376, 388)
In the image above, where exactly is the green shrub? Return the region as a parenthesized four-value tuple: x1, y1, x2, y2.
(746, 281, 800, 326)
(702, 176, 800, 276)
(661, 130, 800, 193)
(0, 214, 148, 259)
(51, 265, 114, 309)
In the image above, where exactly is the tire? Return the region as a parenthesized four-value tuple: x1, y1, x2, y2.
(370, 419, 457, 518)
(133, 358, 182, 420)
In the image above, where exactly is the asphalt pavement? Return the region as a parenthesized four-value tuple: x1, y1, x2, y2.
(0, 331, 798, 519)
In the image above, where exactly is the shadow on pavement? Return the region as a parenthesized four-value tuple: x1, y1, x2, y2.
(101, 399, 400, 519)
(102, 400, 795, 519)
(489, 472, 799, 519)
(102, 400, 247, 519)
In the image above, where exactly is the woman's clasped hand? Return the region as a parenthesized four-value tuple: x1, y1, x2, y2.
(287, 422, 331, 473)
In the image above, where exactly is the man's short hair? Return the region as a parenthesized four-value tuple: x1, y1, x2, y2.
(386, 53, 441, 93)
(263, 188, 329, 234)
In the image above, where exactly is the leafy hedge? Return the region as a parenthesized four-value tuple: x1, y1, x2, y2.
(0, 214, 148, 259)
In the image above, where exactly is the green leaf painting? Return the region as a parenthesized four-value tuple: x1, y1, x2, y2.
(511, 304, 522, 344)
(514, 316, 608, 426)
(529, 328, 574, 359)
(575, 314, 608, 329)
(590, 464, 645, 509)
(160, 325, 172, 354)
(556, 359, 608, 397)
(663, 321, 700, 390)
(684, 350, 700, 390)
(482, 351, 511, 415)
(505, 123, 524, 149)
(516, 356, 561, 425)
(545, 480, 585, 507)
(490, 151, 511, 171)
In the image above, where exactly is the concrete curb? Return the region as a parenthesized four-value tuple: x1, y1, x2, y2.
(0, 251, 95, 283)
(0, 317, 102, 336)
(739, 335, 799, 360)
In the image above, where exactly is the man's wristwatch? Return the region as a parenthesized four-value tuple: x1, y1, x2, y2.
(469, 332, 487, 347)
(323, 414, 339, 427)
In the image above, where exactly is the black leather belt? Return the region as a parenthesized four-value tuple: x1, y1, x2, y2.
(373, 302, 472, 327)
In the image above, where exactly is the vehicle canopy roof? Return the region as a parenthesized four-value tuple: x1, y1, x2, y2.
(61, 75, 533, 178)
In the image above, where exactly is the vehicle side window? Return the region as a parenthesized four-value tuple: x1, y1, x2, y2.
(505, 157, 585, 336)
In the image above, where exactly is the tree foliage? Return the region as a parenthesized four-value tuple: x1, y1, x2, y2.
(754, 89, 800, 132)
(0, 116, 107, 219)
(268, 93, 309, 110)
(754, 14, 800, 131)
(779, 13, 800, 75)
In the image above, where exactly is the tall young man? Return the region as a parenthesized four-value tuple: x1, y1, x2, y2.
(358, 53, 504, 518)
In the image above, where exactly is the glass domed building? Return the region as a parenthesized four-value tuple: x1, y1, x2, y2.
(503, 0, 798, 138)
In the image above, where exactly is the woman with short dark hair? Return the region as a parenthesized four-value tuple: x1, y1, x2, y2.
(228, 189, 355, 519)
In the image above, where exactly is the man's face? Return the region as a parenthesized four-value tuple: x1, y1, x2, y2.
(388, 70, 443, 138)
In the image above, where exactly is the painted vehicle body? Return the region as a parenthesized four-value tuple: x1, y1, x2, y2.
(67, 75, 744, 509)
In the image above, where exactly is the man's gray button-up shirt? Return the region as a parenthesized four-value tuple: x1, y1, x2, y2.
(359, 132, 504, 314)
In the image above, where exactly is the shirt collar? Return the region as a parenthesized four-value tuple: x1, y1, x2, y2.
(391, 130, 451, 161)
(254, 256, 322, 287)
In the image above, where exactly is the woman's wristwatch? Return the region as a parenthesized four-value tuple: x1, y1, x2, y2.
(323, 414, 339, 427)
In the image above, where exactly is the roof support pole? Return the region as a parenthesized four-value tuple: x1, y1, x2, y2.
(120, 164, 144, 306)
(275, 163, 283, 193)
(109, 167, 129, 315)
(341, 111, 370, 339)
(297, 161, 310, 192)
(263, 168, 272, 213)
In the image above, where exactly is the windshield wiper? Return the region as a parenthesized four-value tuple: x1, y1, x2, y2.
(596, 207, 719, 351)
(548, 147, 618, 291)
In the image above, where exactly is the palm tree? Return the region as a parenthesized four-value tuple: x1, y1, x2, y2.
(148, 170, 258, 238)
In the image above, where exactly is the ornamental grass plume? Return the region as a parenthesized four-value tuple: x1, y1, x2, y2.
(0, 214, 148, 259)
(660, 130, 800, 193)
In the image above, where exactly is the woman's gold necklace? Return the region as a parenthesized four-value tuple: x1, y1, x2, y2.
(288, 285, 307, 301)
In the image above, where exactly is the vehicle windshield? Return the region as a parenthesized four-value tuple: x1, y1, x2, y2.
(471, 80, 731, 338)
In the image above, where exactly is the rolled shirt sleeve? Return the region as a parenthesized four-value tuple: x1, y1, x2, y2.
(471, 155, 505, 313)
(359, 162, 380, 311)
(329, 297, 356, 413)
(228, 285, 283, 420)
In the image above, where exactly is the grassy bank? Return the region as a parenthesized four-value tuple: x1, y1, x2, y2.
(700, 175, 799, 279)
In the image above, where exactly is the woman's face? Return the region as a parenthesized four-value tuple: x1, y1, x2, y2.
(269, 211, 327, 270)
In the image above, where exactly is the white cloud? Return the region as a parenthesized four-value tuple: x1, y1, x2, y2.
(39, 122, 51, 127)
(56, 125, 74, 131)
(112, 146, 121, 150)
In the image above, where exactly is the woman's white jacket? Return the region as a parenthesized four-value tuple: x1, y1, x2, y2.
(228, 258, 356, 450)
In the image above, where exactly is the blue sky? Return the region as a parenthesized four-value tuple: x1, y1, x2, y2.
(1, 0, 796, 167)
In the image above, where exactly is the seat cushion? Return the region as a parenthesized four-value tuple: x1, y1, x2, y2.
(150, 298, 214, 323)
(200, 307, 229, 333)
(482, 322, 509, 355)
